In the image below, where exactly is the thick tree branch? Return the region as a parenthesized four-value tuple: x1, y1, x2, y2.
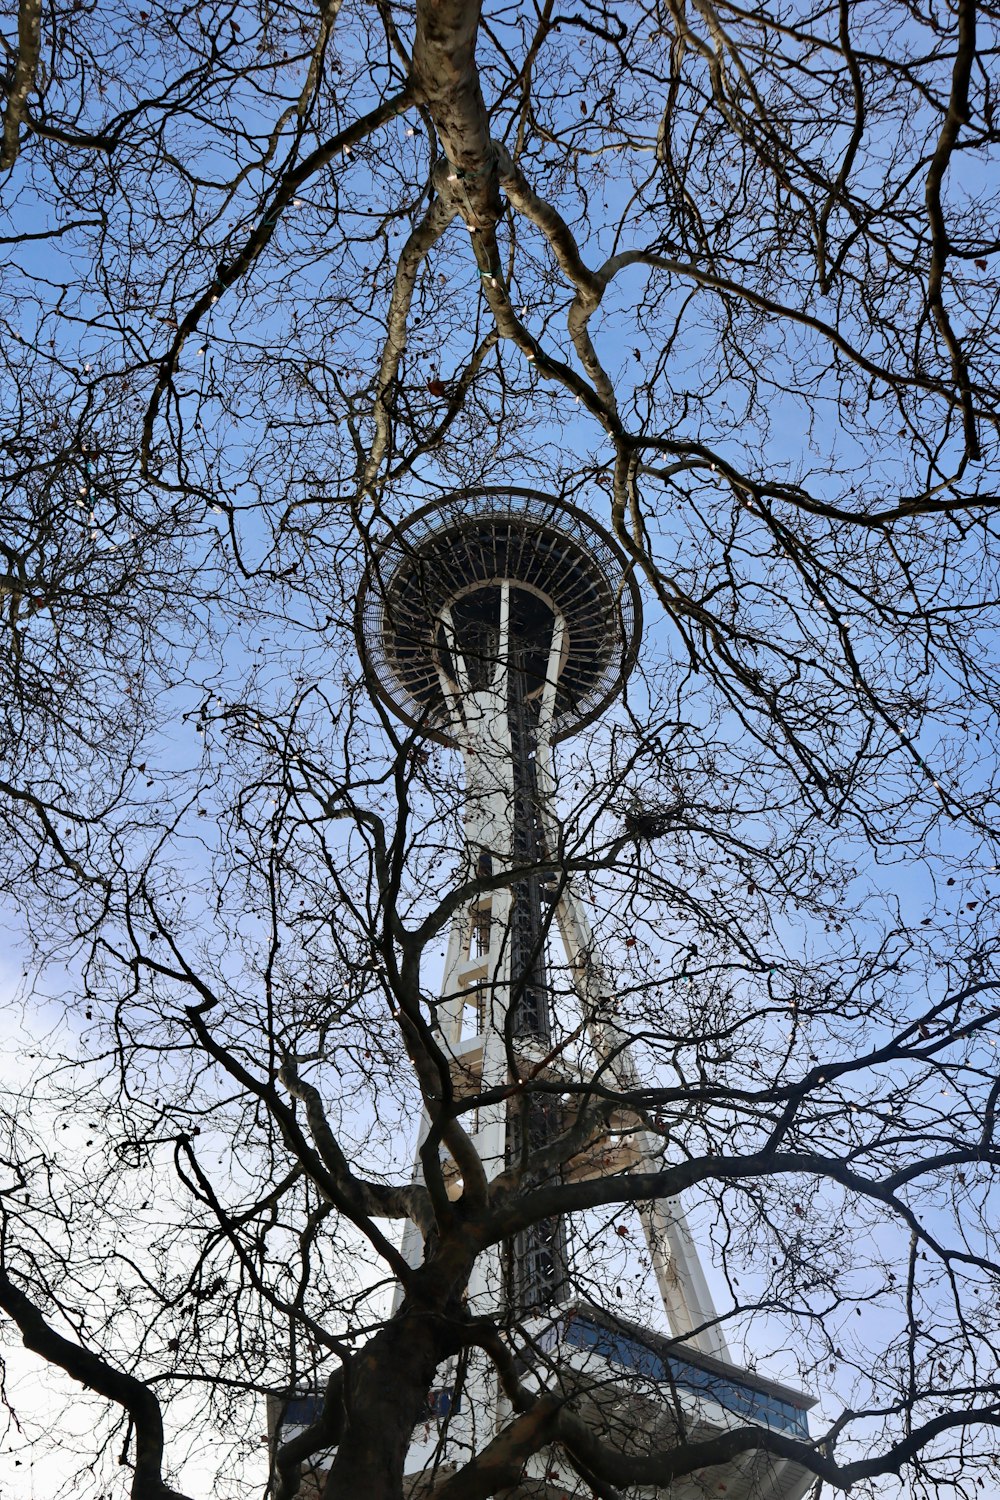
(279, 1057, 434, 1231)
(362, 189, 459, 491)
(0, 1261, 192, 1500)
(0, 0, 41, 173)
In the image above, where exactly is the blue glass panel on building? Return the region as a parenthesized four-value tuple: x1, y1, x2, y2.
(562, 1318, 809, 1438)
(426, 1387, 457, 1418)
(282, 1395, 324, 1427)
(280, 1386, 458, 1432)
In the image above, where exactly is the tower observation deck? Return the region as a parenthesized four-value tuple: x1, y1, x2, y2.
(357, 488, 641, 746)
(331, 490, 816, 1498)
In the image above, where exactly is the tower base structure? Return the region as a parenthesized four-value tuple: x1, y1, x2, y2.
(399, 1304, 813, 1500)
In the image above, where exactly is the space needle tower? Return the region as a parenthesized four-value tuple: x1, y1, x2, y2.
(354, 491, 814, 1500)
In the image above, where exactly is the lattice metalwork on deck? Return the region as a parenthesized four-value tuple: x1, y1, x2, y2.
(355, 491, 641, 745)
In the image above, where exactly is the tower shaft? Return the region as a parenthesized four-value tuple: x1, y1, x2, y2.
(429, 589, 731, 1349)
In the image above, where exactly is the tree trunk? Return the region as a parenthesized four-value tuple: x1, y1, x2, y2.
(322, 1312, 448, 1500)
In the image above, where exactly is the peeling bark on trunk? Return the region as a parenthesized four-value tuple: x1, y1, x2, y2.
(413, 0, 495, 180)
(413, 0, 503, 244)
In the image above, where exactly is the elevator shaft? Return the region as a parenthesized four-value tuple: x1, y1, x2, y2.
(504, 647, 567, 1313)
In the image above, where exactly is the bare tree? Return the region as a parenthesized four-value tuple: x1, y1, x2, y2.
(2, 1, 1000, 1498)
